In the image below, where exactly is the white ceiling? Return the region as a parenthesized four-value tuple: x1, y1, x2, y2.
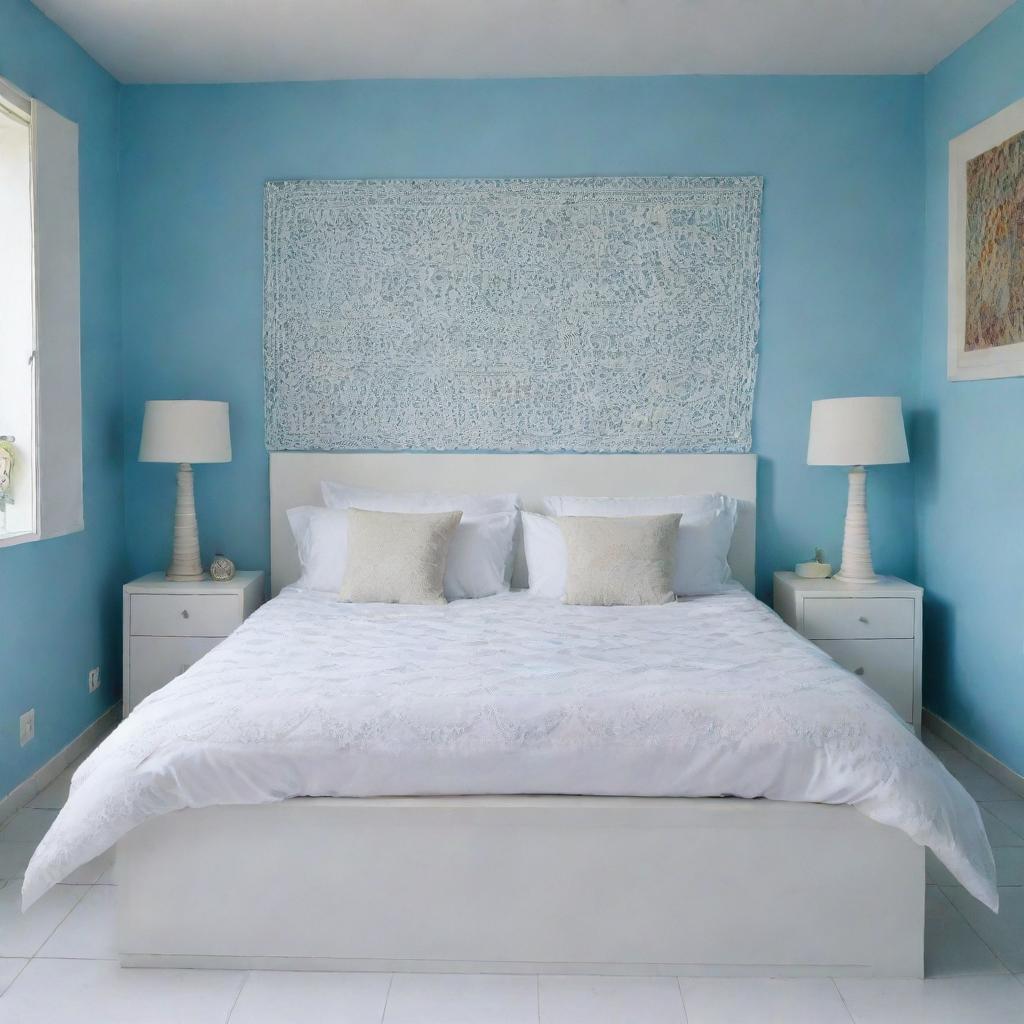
(32, 0, 1015, 84)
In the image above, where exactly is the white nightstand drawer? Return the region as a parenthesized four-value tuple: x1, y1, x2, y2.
(128, 635, 223, 710)
(815, 638, 916, 722)
(130, 594, 240, 637)
(774, 572, 921, 735)
(802, 597, 915, 640)
(124, 571, 264, 718)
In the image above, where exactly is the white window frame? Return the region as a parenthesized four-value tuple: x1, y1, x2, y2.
(0, 75, 82, 549)
(0, 78, 38, 548)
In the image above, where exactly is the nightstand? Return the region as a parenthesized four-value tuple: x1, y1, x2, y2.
(773, 571, 922, 733)
(122, 571, 264, 715)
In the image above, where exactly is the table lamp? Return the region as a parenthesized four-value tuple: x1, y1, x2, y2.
(139, 400, 231, 581)
(807, 396, 909, 583)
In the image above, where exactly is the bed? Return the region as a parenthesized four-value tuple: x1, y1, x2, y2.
(23, 453, 997, 977)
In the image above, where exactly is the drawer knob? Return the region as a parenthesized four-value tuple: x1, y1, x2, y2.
(181, 609, 190, 620)
(858, 616, 868, 624)
(854, 667, 865, 676)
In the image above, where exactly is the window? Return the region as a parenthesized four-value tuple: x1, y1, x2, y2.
(0, 77, 82, 548)
(0, 82, 35, 541)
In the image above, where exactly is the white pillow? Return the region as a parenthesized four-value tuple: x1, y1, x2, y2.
(521, 511, 568, 599)
(444, 512, 517, 598)
(322, 482, 518, 588)
(288, 505, 516, 600)
(321, 481, 518, 517)
(535, 494, 737, 597)
(287, 506, 349, 593)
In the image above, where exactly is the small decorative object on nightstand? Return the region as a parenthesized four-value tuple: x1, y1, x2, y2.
(209, 554, 236, 581)
(774, 571, 922, 733)
(795, 547, 832, 579)
(122, 570, 263, 715)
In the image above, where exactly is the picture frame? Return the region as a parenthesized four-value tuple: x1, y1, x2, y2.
(948, 95, 1024, 381)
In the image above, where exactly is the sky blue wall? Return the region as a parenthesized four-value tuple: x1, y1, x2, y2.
(0, 0, 124, 796)
(5, 0, 1022, 798)
(919, 0, 1024, 773)
(120, 75, 923, 600)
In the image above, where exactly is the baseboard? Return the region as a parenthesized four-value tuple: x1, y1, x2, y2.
(923, 708, 1024, 798)
(0, 704, 120, 825)
(118, 953, 905, 978)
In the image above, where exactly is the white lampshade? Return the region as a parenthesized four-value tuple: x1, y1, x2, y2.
(139, 400, 231, 464)
(807, 397, 909, 467)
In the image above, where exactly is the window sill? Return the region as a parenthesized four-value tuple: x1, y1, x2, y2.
(0, 529, 40, 549)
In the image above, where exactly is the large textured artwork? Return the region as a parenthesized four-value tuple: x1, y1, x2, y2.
(967, 131, 1024, 352)
(948, 98, 1024, 380)
(264, 176, 762, 451)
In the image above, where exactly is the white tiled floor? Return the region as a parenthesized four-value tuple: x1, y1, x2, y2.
(681, 977, 854, 1023)
(228, 971, 392, 1024)
(0, 731, 1022, 1022)
(540, 975, 684, 1023)
(0, 808, 58, 844)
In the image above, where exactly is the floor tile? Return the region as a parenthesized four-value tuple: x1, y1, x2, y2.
(925, 887, 1007, 977)
(384, 973, 538, 1024)
(28, 769, 74, 810)
(921, 730, 955, 757)
(63, 847, 115, 885)
(981, 806, 1024, 847)
(836, 975, 1024, 1023)
(37, 883, 117, 959)
(944, 885, 1024, 972)
(984, 800, 1024, 838)
(228, 970, 392, 1024)
(925, 849, 959, 887)
(0, 843, 35, 881)
(993, 847, 1024, 886)
(0, 882, 87, 958)
(680, 978, 852, 1023)
(540, 974, 683, 1023)
(934, 749, 973, 772)
(0, 809, 58, 844)
(932, 846, 1024, 889)
(0, 961, 26, 998)
(946, 761, 1020, 802)
(0, 957, 244, 1024)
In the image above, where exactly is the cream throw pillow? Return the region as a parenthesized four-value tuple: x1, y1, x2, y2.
(339, 508, 462, 605)
(556, 514, 680, 606)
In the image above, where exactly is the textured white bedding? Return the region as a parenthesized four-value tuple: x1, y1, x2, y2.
(23, 586, 997, 909)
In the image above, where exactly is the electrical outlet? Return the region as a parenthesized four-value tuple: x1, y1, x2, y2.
(88, 667, 100, 693)
(19, 709, 34, 747)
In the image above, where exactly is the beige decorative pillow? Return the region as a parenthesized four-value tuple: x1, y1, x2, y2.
(339, 508, 462, 605)
(556, 514, 680, 606)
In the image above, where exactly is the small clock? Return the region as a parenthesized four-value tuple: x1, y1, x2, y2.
(209, 554, 236, 582)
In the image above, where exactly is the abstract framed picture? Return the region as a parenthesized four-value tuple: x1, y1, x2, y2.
(948, 96, 1024, 381)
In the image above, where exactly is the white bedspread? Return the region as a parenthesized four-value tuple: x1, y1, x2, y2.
(23, 586, 997, 909)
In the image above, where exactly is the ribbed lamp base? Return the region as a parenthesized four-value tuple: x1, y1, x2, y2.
(834, 465, 878, 584)
(166, 462, 205, 582)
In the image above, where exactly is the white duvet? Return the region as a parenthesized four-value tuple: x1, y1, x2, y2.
(23, 586, 997, 910)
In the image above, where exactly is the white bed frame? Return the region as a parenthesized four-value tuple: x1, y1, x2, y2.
(117, 453, 925, 977)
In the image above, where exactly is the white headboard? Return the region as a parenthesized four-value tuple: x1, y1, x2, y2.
(269, 452, 757, 596)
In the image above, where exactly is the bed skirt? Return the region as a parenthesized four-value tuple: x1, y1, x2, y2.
(116, 794, 924, 978)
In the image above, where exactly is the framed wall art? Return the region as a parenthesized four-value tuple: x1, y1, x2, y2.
(948, 96, 1024, 381)
(264, 176, 762, 453)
